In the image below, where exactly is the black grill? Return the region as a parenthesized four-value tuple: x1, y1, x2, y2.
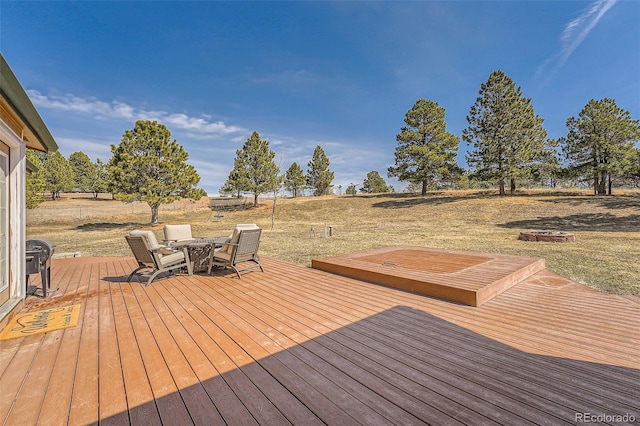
(26, 238, 55, 297)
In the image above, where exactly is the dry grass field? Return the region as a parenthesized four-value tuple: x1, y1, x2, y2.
(26, 189, 640, 296)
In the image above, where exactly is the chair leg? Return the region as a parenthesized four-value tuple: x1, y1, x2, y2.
(232, 266, 242, 279)
(207, 252, 217, 274)
(146, 270, 163, 286)
(127, 265, 147, 283)
(181, 247, 193, 276)
(138, 260, 192, 287)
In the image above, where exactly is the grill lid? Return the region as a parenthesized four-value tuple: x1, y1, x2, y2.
(26, 238, 56, 260)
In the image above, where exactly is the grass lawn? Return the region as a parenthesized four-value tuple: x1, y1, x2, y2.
(26, 189, 640, 297)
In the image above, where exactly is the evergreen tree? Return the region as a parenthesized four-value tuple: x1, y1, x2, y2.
(625, 148, 640, 187)
(404, 181, 424, 193)
(388, 99, 460, 195)
(361, 170, 389, 193)
(306, 145, 334, 196)
(69, 151, 97, 193)
(345, 183, 357, 196)
(463, 70, 548, 195)
(41, 151, 75, 199)
(25, 149, 46, 208)
(220, 156, 249, 198)
(92, 158, 110, 198)
(561, 98, 640, 195)
(530, 140, 563, 188)
(284, 162, 306, 197)
(231, 131, 279, 206)
(108, 120, 206, 224)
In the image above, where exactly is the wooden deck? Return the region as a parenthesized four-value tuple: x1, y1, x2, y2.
(1, 255, 639, 425)
(312, 246, 545, 306)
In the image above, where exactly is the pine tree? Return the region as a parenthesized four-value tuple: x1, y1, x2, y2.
(306, 145, 334, 196)
(41, 151, 75, 200)
(69, 151, 97, 193)
(25, 149, 46, 208)
(92, 158, 110, 198)
(361, 170, 389, 193)
(561, 98, 640, 195)
(345, 183, 357, 196)
(108, 120, 206, 224)
(284, 162, 306, 197)
(230, 131, 279, 206)
(463, 70, 548, 195)
(388, 99, 460, 195)
(220, 157, 249, 198)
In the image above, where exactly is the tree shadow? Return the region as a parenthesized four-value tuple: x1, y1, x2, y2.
(540, 195, 640, 211)
(370, 192, 491, 209)
(67, 196, 115, 202)
(498, 212, 640, 232)
(74, 222, 142, 231)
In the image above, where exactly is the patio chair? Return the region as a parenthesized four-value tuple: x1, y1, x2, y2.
(163, 224, 196, 245)
(218, 223, 260, 248)
(207, 226, 264, 278)
(125, 230, 193, 286)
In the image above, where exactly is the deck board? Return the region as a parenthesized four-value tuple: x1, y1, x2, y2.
(35, 260, 90, 425)
(177, 279, 333, 425)
(130, 276, 222, 425)
(1, 255, 639, 425)
(110, 283, 163, 425)
(69, 262, 100, 426)
(208, 275, 485, 425)
(312, 246, 545, 306)
(197, 276, 440, 426)
(154, 284, 260, 426)
(163, 284, 285, 425)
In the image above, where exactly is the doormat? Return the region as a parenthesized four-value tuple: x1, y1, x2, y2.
(0, 304, 81, 341)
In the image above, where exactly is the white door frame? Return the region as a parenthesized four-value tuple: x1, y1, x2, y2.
(0, 119, 27, 322)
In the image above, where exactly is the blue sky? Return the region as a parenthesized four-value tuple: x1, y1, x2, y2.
(2, 1, 638, 195)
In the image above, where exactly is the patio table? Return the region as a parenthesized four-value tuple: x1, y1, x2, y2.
(172, 237, 229, 273)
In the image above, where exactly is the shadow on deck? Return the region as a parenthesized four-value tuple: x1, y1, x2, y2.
(104, 305, 640, 425)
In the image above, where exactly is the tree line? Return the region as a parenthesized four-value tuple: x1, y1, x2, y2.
(28, 69, 640, 224)
(27, 120, 205, 224)
(387, 70, 640, 196)
(219, 131, 336, 203)
(224, 69, 640, 198)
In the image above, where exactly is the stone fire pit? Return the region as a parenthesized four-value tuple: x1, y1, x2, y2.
(519, 230, 575, 242)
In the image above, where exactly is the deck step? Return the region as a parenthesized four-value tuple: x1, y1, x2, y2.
(312, 246, 545, 306)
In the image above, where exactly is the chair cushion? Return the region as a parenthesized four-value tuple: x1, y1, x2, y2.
(164, 224, 194, 242)
(214, 250, 232, 262)
(159, 250, 185, 266)
(130, 230, 161, 250)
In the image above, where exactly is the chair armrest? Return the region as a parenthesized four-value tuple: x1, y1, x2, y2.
(152, 245, 176, 255)
(213, 241, 238, 254)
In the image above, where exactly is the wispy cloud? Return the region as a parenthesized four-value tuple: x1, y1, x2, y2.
(560, 0, 617, 63)
(536, 0, 617, 84)
(27, 90, 245, 138)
